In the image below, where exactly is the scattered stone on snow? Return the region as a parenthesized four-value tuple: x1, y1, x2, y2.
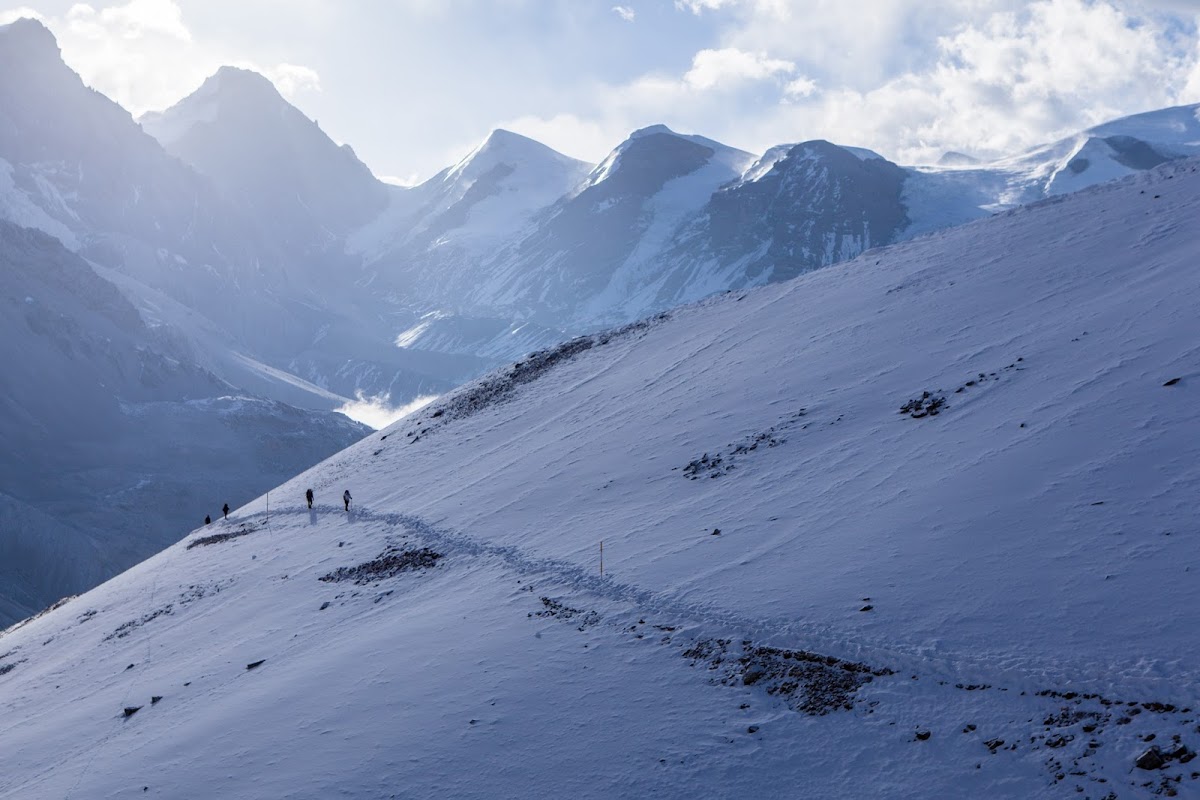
(679, 409, 807, 479)
(187, 524, 259, 549)
(533, 597, 600, 631)
(899, 391, 947, 419)
(319, 547, 443, 584)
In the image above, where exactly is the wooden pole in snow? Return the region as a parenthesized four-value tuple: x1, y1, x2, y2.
(600, 540, 604, 578)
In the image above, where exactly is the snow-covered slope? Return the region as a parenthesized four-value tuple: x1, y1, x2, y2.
(3, 155, 1197, 798)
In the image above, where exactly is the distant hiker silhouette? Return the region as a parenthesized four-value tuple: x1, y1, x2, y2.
(222, 503, 229, 519)
(343, 490, 352, 511)
(204, 515, 211, 525)
(306, 488, 314, 509)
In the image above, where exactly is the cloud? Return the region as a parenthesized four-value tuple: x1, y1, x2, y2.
(0, 7, 43, 25)
(335, 392, 438, 430)
(674, 0, 733, 12)
(66, 0, 191, 42)
(378, 173, 423, 187)
(590, 0, 1200, 166)
(263, 63, 321, 97)
(0, 0, 323, 115)
(782, 76, 816, 99)
(683, 47, 794, 90)
(612, 5, 635, 22)
(498, 112, 616, 163)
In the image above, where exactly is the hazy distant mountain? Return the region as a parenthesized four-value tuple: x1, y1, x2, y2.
(0, 19, 269, 308)
(0, 19, 466, 406)
(0, 219, 370, 627)
(141, 67, 388, 258)
(352, 129, 592, 298)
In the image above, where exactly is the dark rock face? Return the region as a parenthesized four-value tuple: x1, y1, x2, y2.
(1137, 746, 1166, 770)
(1105, 135, 1170, 171)
(702, 140, 909, 284)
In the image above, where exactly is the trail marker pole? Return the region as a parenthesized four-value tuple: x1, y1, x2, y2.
(600, 540, 604, 578)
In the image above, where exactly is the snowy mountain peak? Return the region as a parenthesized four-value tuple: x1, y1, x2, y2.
(583, 125, 753, 193)
(1087, 101, 1200, 145)
(625, 123, 746, 157)
(629, 122, 676, 138)
(444, 128, 589, 186)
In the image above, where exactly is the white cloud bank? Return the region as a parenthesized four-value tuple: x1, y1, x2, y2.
(550, 0, 1200, 166)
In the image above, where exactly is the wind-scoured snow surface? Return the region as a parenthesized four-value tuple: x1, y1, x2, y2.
(2, 160, 1199, 799)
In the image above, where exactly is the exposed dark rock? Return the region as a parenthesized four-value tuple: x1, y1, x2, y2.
(534, 597, 600, 631)
(915, 730, 931, 741)
(1137, 746, 1166, 770)
(187, 524, 257, 549)
(123, 706, 142, 717)
(686, 638, 892, 716)
(1163, 377, 1181, 387)
(246, 659, 265, 670)
(900, 391, 947, 419)
(319, 547, 443, 584)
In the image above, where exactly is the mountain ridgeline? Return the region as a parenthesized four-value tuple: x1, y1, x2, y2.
(1, 14, 1200, 625)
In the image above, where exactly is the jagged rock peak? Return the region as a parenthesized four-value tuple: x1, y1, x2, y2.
(0, 16, 62, 60)
(200, 66, 283, 100)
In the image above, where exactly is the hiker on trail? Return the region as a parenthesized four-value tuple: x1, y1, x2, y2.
(204, 515, 211, 525)
(222, 503, 229, 519)
(306, 488, 314, 509)
(343, 490, 352, 511)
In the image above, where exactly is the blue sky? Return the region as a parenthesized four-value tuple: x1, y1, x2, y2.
(4, 1, 1200, 182)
